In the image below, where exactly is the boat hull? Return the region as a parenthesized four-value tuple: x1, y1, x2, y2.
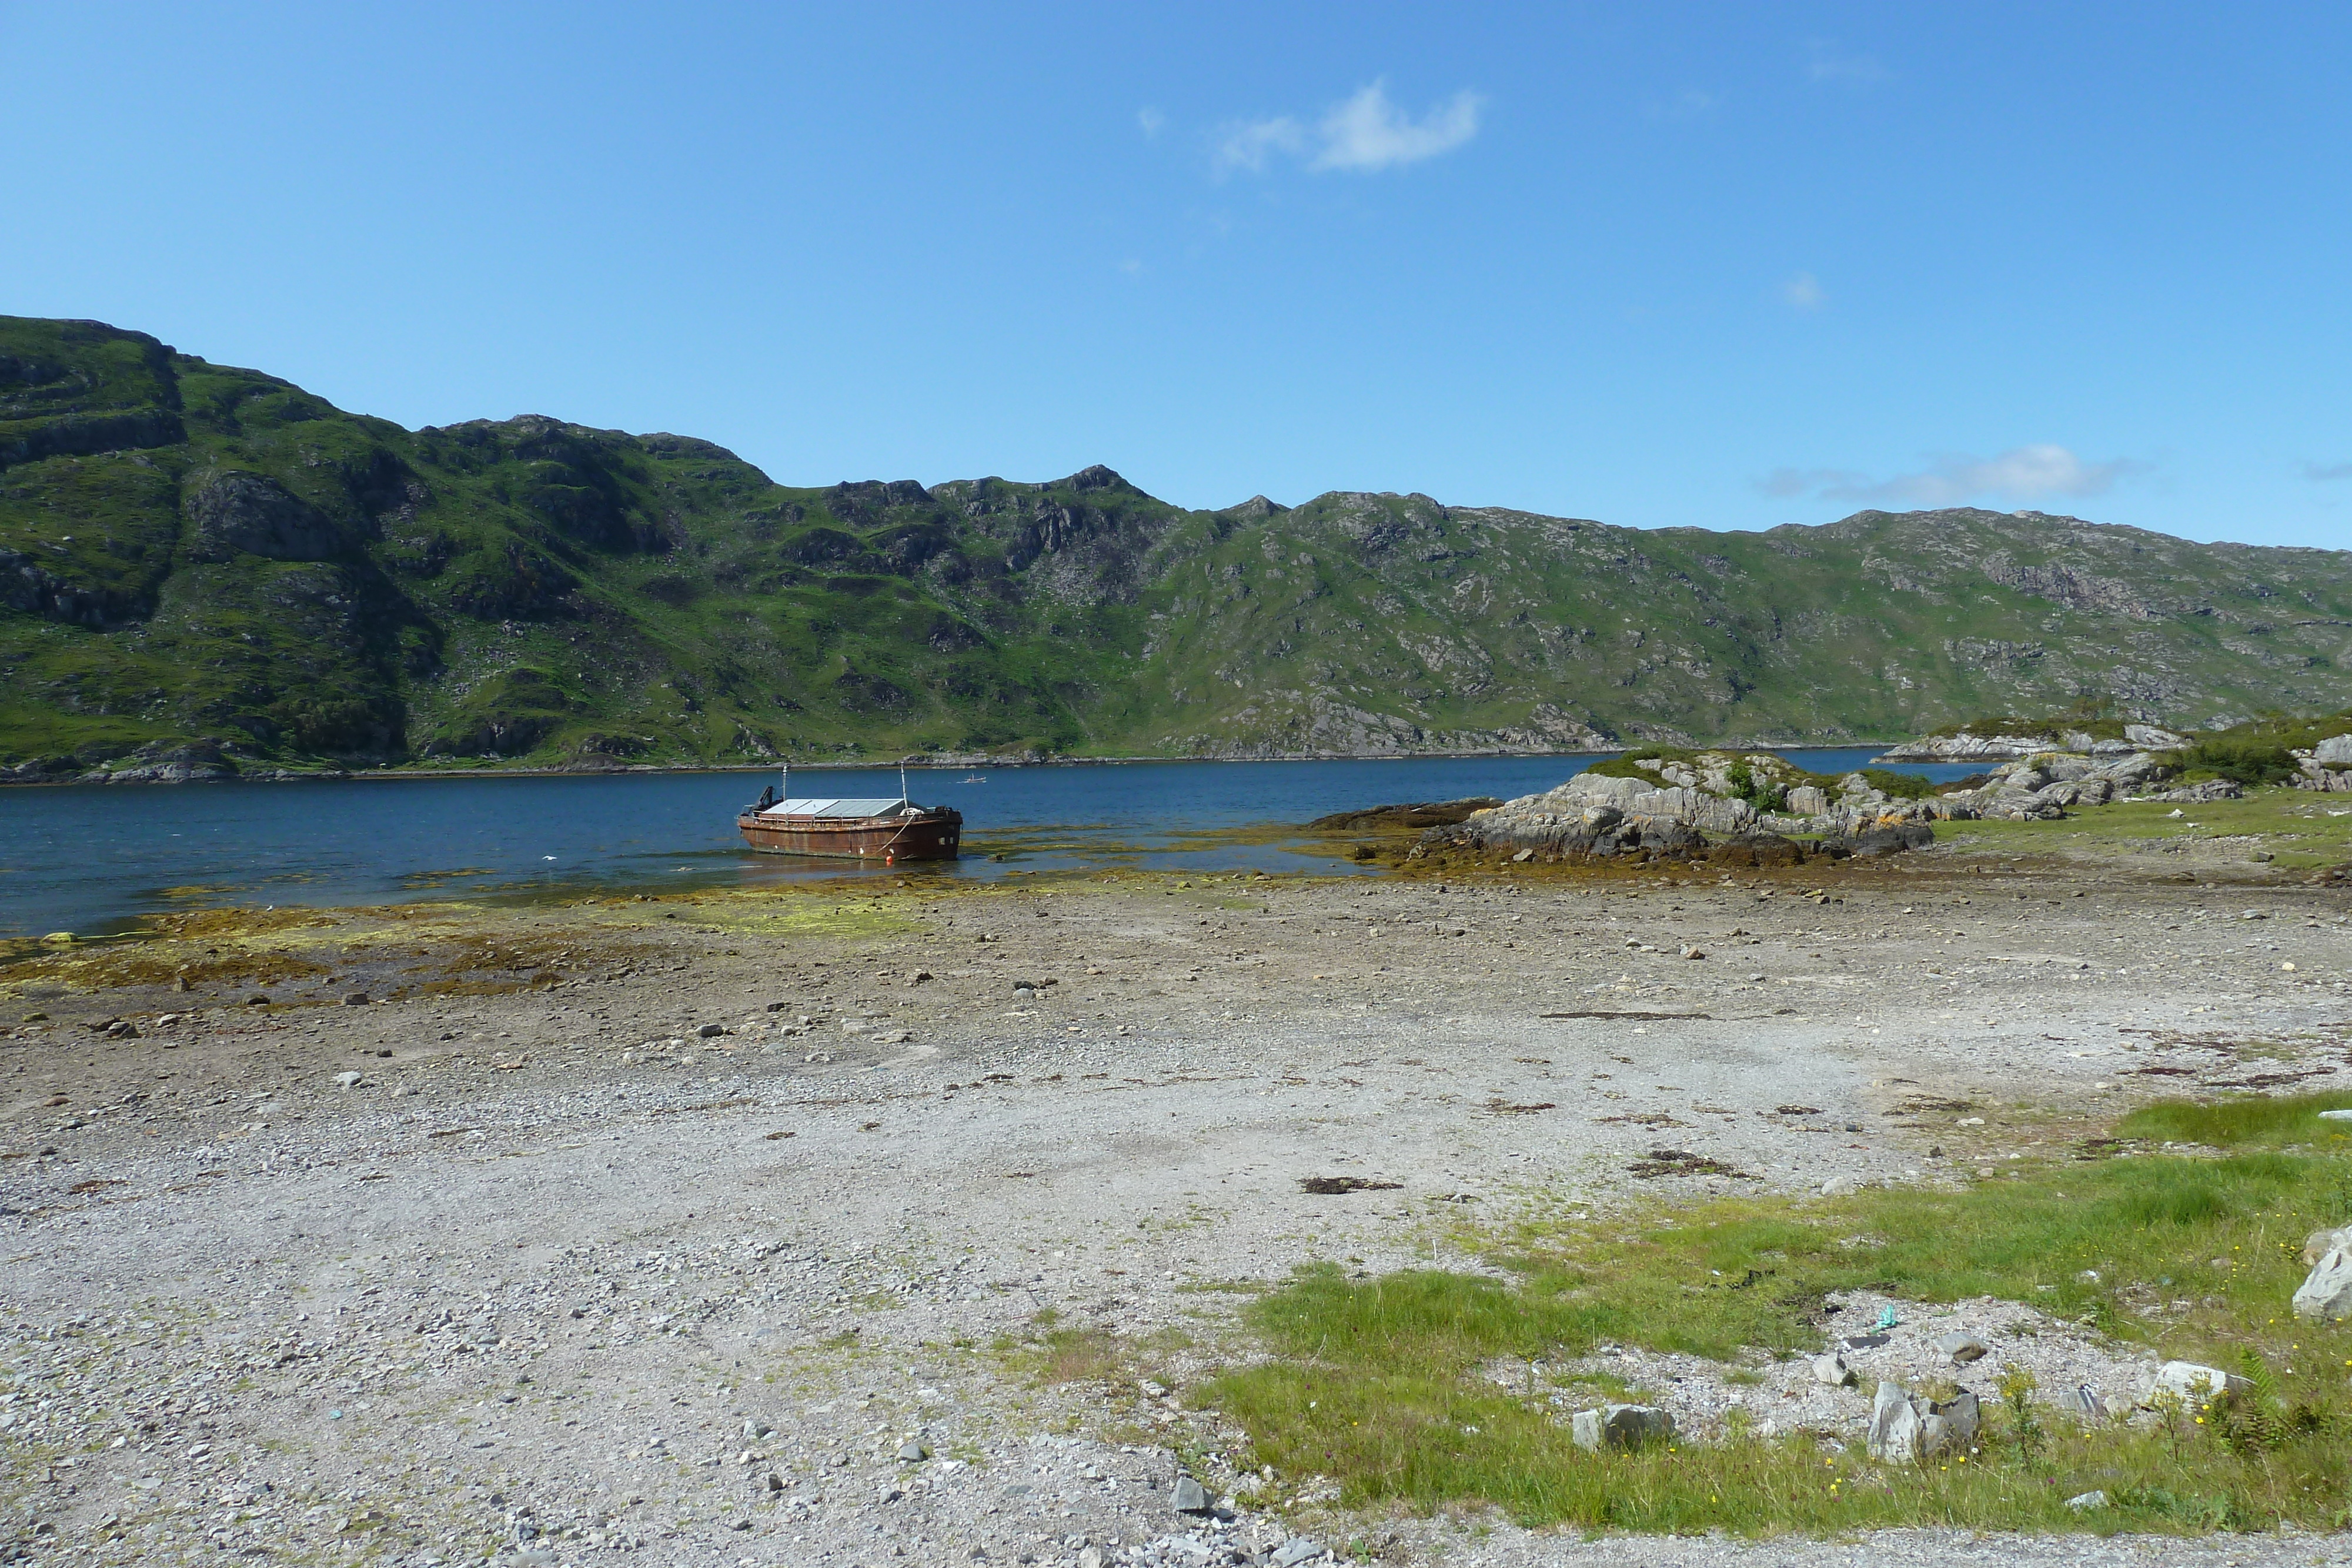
(736, 808, 962, 861)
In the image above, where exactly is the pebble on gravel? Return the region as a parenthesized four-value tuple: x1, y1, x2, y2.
(1935, 1331, 1991, 1364)
(1171, 1476, 1212, 1513)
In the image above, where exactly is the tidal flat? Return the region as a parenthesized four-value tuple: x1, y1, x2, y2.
(3, 827, 2350, 1566)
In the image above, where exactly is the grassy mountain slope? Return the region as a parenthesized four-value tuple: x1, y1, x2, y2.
(5, 315, 2351, 775)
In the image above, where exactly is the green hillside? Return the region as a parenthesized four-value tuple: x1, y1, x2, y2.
(5, 315, 2351, 778)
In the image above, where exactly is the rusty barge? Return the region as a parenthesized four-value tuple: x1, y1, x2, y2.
(736, 768, 961, 862)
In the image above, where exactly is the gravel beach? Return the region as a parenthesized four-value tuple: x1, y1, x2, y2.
(4, 845, 2349, 1566)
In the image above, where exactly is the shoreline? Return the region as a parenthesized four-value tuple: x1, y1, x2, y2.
(0, 741, 1919, 788)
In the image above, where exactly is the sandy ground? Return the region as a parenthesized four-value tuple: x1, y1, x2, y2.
(4, 842, 2351, 1567)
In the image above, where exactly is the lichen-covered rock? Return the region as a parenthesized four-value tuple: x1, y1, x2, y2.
(1571, 1403, 1674, 1451)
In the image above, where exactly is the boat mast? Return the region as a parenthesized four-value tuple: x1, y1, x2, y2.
(898, 758, 908, 805)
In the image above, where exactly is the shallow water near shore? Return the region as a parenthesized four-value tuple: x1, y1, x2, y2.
(0, 749, 1980, 939)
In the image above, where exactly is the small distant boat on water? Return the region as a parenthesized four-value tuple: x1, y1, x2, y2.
(737, 763, 962, 862)
(961, 773, 987, 784)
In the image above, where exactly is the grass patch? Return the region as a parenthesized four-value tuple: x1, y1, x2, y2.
(994, 1318, 1130, 1386)
(2116, 1089, 2352, 1149)
(1200, 1118, 2352, 1533)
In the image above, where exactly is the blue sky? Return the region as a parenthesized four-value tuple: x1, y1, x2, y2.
(5, 3, 2348, 546)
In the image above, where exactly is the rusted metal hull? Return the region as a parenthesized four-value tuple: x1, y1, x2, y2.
(736, 808, 963, 861)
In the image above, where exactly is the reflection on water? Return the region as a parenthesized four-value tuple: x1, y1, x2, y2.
(0, 749, 1980, 939)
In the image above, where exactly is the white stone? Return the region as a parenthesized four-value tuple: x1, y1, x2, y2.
(2292, 1248, 2352, 1323)
(2147, 1360, 2251, 1402)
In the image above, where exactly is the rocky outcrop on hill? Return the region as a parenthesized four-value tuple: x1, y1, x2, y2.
(1938, 749, 2188, 818)
(1874, 724, 2186, 763)
(1412, 738, 2226, 865)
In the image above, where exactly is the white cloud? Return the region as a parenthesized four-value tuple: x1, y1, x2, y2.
(1760, 444, 2149, 507)
(1137, 107, 1166, 139)
(1310, 81, 1484, 171)
(1216, 79, 1482, 176)
(1782, 272, 1826, 311)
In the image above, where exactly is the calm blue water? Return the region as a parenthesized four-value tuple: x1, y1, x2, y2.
(0, 750, 1983, 940)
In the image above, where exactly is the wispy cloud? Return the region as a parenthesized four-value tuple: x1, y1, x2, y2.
(1215, 115, 1307, 173)
(1781, 272, 1826, 311)
(1216, 79, 1483, 176)
(1760, 444, 2148, 507)
(2304, 460, 2352, 482)
(1806, 42, 1890, 84)
(1650, 87, 1716, 121)
(1136, 106, 1166, 139)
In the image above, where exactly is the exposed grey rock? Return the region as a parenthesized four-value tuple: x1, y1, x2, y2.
(2149, 778, 2244, 804)
(1570, 1403, 1674, 1451)
(2313, 734, 2352, 765)
(1936, 1332, 1990, 1364)
(2066, 1489, 2110, 1511)
(1919, 1390, 1980, 1456)
(2147, 1360, 2251, 1402)
(185, 470, 345, 561)
(1171, 1476, 1211, 1513)
(2292, 1248, 2352, 1322)
(1812, 1352, 1856, 1387)
(1867, 1380, 1922, 1463)
(695, 1022, 726, 1038)
(2303, 1226, 2352, 1267)
(896, 1439, 930, 1462)
(1271, 1540, 1324, 1567)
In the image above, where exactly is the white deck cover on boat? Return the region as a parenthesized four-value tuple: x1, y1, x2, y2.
(758, 797, 917, 818)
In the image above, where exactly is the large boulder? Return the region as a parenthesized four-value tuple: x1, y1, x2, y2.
(2313, 735, 2352, 766)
